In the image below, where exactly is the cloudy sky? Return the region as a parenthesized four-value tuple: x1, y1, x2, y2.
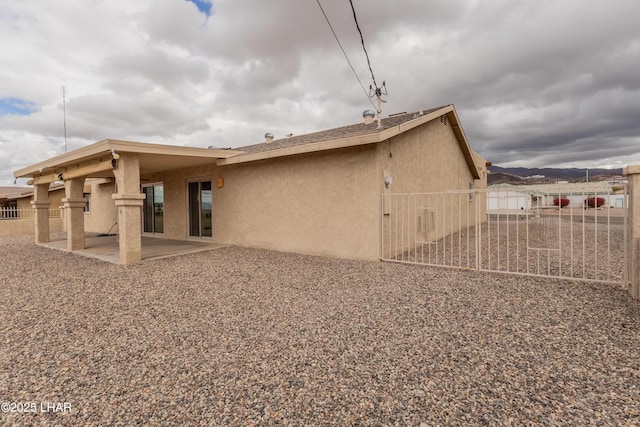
(1, 0, 639, 185)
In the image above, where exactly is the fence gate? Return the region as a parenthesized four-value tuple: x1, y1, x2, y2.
(381, 185, 628, 284)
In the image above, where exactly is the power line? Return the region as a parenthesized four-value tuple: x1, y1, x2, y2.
(315, 0, 376, 110)
(348, 0, 378, 90)
(348, 0, 387, 128)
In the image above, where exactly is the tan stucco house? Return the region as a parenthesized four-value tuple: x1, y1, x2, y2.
(1, 186, 33, 209)
(14, 104, 487, 264)
(0, 185, 66, 236)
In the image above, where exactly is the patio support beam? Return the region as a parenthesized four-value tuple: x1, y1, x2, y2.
(112, 153, 145, 264)
(63, 177, 86, 251)
(31, 183, 51, 244)
(624, 165, 640, 300)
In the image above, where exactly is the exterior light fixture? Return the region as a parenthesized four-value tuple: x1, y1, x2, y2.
(384, 176, 392, 188)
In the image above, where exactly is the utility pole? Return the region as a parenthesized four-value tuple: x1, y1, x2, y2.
(62, 86, 67, 153)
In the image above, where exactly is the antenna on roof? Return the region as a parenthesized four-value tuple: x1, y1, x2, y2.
(62, 85, 67, 153)
(369, 81, 387, 129)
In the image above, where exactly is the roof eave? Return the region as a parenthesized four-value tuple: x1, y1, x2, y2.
(14, 140, 112, 179)
(445, 107, 481, 180)
(14, 139, 243, 179)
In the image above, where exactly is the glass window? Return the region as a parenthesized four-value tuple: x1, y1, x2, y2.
(143, 184, 164, 234)
(188, 180, 213, 238)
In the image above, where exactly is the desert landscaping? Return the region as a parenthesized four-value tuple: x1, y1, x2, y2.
(1, 234, 640, 425)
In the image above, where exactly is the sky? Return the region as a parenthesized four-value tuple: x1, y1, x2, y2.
(1, 0, 639, 185)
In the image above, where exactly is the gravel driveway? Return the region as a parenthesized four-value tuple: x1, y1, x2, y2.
(1, 235, 639, 426)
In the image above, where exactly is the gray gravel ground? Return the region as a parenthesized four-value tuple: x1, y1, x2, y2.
(1, 235, 640, 426)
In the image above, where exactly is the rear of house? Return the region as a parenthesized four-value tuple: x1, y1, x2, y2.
(15, 104, 487, 263)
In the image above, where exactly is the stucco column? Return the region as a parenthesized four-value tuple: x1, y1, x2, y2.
(112, 153, 145, 264)
(31, 183, 51, 244)
(624, 166, 640, 300)
(63, 177, 86, 251)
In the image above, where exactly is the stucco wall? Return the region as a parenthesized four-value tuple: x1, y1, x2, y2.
(84, 152, 384, 251)
(0, 217, 63, 237)
(84, 181, 118, 234)
(142, 146, 381, 260)
(16, 188, 65, 210)
(377, 119, 478, 193)
(377, 119, 486, 257)
(215, 145, 380, 260)
(9, 188, 66, 225)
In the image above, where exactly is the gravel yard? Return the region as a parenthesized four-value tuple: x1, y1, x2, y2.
(1, 235, 640, 426)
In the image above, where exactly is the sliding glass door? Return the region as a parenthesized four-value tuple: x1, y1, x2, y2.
(188, 180, 212, 238)
(142, 183, 164, 234)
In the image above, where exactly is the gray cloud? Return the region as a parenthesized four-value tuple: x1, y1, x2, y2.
(1, 0, 640, 185)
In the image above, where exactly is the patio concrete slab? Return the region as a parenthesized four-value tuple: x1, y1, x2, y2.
(41, 235, 228, 264)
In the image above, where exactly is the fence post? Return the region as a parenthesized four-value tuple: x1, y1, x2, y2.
(623, 165, 640, 300)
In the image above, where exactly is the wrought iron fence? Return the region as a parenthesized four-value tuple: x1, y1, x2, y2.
(382, 185, 628, 284)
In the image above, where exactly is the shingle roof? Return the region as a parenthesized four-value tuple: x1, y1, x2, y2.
(235, 106, 448, 155)
(219, 104, 481, 179)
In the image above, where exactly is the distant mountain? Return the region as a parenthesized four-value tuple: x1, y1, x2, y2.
(488, 166, 623, 185)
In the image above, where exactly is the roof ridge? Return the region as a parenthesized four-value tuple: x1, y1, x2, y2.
(235, 105, 449, 154)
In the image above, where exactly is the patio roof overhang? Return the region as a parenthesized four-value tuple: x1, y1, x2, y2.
(14, 139, 245, 184)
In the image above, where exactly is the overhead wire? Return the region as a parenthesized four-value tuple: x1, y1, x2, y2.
(348, 0, 379, 91)
(315, 0, 377, 110)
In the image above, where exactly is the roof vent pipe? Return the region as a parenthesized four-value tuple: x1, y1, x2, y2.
(265, 132, 274, 143)
(363, 110, 376, 125)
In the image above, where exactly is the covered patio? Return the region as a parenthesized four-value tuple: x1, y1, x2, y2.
(13, 139, 242, 264)
(41, 235, 228, 264)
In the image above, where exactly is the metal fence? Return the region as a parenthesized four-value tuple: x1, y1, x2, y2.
(382, 185, 628, 284)
(0, 206, 62, 220)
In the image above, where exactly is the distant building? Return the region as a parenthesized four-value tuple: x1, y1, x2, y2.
(488, 182, 627, 211)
